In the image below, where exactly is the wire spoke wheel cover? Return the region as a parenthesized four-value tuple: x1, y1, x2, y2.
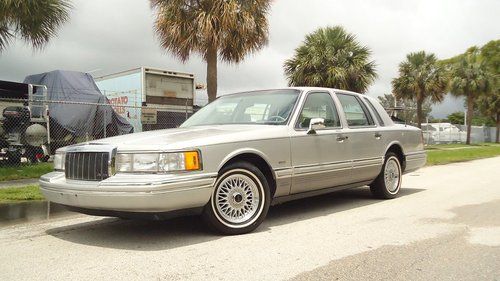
(384, 156, 401, 193)
(212, 169, 264, 228)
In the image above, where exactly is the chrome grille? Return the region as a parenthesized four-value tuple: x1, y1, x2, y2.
(65, 152, 110, 181)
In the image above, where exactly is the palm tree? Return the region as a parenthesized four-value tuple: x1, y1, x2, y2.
(283, 26, 377, 93)
(450, 51, 493, 144)
(391, 51, 448, 128)
(151, 0, 271, 102)
(0, 0, 72, 52)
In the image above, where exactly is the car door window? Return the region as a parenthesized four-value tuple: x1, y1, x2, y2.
(296, 92, 341, 129)
(337, 94, 374, 127)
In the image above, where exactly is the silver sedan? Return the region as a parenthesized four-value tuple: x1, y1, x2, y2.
(40, 88, 426, 234)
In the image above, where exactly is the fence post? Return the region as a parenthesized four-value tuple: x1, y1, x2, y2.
(437, 124, 440, 143)
(449, 124, 452, 143)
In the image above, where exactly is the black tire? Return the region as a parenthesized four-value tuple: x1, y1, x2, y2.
(6, 151, 21, 165)
(370, 152, 402, 199)
(202, 161, 271, 235)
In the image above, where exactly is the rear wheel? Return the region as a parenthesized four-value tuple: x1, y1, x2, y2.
(370, 152, 402, 199)
(203, 161, 270, 235)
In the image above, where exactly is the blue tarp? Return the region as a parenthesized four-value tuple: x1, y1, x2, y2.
(24, 70, 133, 136)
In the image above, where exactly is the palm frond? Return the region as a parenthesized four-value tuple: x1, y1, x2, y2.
(283, 26, 376, 93)
(151, 0, 270, 63)
(392, 51, 447, 103)
(449, 53, 492, 99)
(0, 0, 72, 51)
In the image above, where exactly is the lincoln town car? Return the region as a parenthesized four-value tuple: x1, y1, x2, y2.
(40, 88, 426, 234)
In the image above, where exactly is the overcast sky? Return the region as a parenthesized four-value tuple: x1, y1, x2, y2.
(0, 0, 499, 117)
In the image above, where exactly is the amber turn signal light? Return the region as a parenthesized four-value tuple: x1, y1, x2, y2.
(184, 151, 200, 170)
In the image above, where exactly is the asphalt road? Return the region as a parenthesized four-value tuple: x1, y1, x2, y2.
(0, 157, 499, 281)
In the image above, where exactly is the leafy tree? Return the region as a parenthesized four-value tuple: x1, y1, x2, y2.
(440, 40, 499, 72)
(377, 93, 431, 125)
(440, 40, 499, 142)
(476, 91, 499, 142)
(392, 51, 448, 128)
(449, 50, 493, 144)
(479, 40, 499, 74)
(283, 26, 377, 93)
(427, 117, 449, 123)
(478, 40, 500, 142)
(447, 112, 465, 125)
(151, 0, 271, 102)
(0, 0, 72, 52)
(448, 110, 496, 126)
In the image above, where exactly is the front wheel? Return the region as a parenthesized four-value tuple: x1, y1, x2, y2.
(370, 152, 402, 199)
(203, 161, 270, 235)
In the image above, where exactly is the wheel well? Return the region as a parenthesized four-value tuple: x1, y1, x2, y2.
(386, 144, 406, 172)
(220, 153, 277, 198)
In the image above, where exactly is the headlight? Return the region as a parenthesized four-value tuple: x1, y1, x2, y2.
(53, 151, 65, 171)
(116, 151, 201, 173)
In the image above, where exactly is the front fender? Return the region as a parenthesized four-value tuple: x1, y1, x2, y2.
(218, 147, 275, 172)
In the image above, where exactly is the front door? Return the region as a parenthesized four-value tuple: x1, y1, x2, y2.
(290, 91, 352, 194)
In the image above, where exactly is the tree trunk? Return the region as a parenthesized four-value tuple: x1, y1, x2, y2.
(206, 46, 218, 103)
(496, 112, 500, 143)
(466, 96, 474, 145)
(416, 99, 422, 128)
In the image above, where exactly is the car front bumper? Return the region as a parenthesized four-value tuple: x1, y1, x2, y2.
(39, 172, 217, 213)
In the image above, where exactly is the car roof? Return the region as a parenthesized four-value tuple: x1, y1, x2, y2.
(221, 87, 365, 98)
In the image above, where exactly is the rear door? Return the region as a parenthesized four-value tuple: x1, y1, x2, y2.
(335, 93, 384, 183)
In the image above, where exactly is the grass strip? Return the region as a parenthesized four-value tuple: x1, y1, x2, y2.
(0, 185, 44, 203)
(425, 143, 500, 165)
(0, 163, 53, 182)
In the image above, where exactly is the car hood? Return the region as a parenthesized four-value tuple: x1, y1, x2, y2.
(86, 125, 289, 151)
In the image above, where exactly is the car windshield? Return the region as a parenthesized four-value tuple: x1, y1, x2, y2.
(181, 89, 300, 127)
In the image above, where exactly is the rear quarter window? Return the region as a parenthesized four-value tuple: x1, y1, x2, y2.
(363, 97, 385, 126)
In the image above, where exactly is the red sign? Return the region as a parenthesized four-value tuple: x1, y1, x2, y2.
(108, 96, 129, 114)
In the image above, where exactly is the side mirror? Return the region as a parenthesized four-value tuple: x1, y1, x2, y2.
(307, 118, 325, 134)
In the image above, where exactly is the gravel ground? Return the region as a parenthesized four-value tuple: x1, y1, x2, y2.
(0, 156, 498, 281)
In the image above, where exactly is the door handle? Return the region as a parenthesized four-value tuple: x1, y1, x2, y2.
(336, 135, 348, 142)
(374, 132, 382, 139)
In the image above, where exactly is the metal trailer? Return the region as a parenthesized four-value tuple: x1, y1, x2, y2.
(94, 67, 195, 132)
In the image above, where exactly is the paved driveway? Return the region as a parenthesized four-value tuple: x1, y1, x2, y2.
(0, 157, 499, 280)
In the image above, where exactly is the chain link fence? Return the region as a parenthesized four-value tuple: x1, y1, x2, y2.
(421, 123, 497, 144)
(2, 93, 497, 164)
(0, 96, 194, 164)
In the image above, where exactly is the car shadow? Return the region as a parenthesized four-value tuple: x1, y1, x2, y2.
(265, 186, 423, 227)
(45, 186, 425, 251)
